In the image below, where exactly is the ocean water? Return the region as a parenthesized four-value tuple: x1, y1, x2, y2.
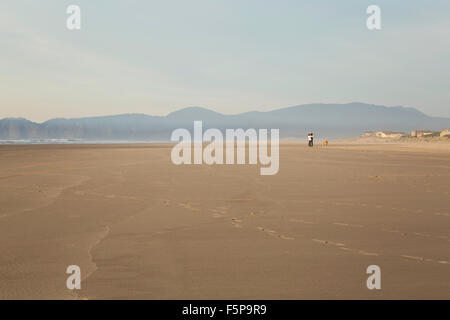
(0, 139, 169, 145)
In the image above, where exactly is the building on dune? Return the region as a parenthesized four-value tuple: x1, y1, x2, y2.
(410, 130, 437, 138)
(408, 129, 450, 139)
(364, 131, 406, 139)
(364, 129, 449, 139)
(440, 129, 450, 138)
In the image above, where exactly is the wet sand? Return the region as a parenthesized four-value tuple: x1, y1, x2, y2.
(0, 143, 449, 299)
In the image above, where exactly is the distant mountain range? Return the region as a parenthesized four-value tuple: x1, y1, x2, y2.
(1, 103, 449, 141)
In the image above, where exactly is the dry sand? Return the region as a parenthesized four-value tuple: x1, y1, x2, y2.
(0, 142, 449, 299)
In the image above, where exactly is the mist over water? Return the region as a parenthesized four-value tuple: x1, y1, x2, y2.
(0, 139, 168, 145)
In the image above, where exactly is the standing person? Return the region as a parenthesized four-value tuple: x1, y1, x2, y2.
(308, 132, 314, 147)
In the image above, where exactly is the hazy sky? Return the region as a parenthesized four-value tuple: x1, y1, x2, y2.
(1, 0, 449, 122)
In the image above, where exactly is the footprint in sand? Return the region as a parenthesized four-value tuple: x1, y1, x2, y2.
(312, 239, 345, 247)
(257, 227, 295, 240)
(231, 218, 243, 228)
(401, 255, 450, 265)
(278, 234, 295, 240)
(312, 239, 378, 256)
(179, 202, 200, 212)
(339, 247, 379, 256)
(211, 207, 227, 213)
(333, 222, 363, 228)
(258, 227, 277, 236)
(289, 219, 316, 225)
(414, 232, 431, 238)
(401, 255, 432, 262)
(210, 207, 228, 218)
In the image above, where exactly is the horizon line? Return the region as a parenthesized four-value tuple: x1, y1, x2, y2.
(1, 102, 441, 124)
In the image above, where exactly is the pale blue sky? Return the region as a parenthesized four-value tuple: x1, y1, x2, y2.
(1, 0, 449, 122)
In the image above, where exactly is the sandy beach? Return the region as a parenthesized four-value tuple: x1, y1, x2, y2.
(0, 142, 449, 299)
